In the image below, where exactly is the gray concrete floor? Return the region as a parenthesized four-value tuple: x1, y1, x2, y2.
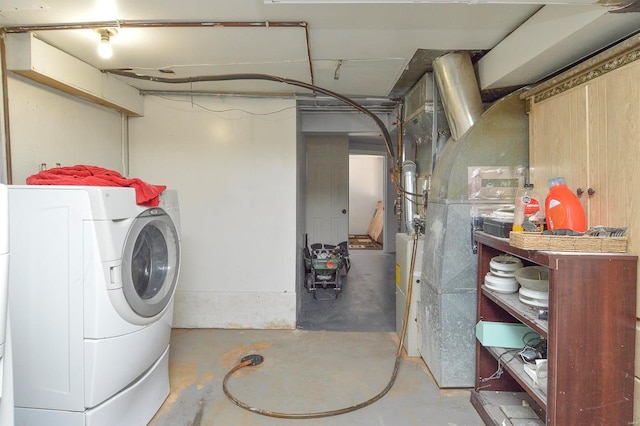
(150, 329, 483, 426)
(297, 249, 396, 332)
(150, 248, 483, 425)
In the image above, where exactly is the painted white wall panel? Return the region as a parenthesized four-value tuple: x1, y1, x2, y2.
(8, 75, 124, 184)
(129, 95, 297, 328)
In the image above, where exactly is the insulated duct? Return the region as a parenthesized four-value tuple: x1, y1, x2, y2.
(420, 90, 529, 388)
(433, 52, 484, 141)
(401, 71, 450, 193)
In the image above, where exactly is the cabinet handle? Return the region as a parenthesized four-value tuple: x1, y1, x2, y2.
(576, 188, 584, 197)
(588, 187, 595, 196)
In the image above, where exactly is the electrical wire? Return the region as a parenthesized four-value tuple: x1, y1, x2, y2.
(150, 94, 298, 117)
(479, 332, 547, 386)
(479, 349, 520, 384)
(222, 232, 421, 419)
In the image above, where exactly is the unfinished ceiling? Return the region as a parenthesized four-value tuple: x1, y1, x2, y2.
(0, 0, 639, 110)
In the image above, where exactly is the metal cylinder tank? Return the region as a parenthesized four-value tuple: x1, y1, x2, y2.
(433, 52, 484, 141)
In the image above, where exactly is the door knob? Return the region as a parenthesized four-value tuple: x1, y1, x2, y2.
(576, 188, 584, 197)
(342, 209, 347, 214)
(587, 188, 595, 196)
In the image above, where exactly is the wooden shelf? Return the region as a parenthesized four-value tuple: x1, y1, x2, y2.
(472, 231, 637, 425)
(470, 390, 544, 426)
(473, 231, 637, 269)
(484, 346, 547, 409)
(481, 286, 548, 337)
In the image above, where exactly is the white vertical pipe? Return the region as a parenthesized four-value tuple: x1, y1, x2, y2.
(121, 113, 129, 176)
(402, 160, 417, 233)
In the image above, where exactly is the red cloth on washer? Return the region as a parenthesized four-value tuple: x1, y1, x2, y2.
(26, 165, 166, 207)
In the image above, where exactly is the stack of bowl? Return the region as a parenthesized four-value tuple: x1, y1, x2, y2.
(514, 266, 549, 308)
(484, 255, 523, 293)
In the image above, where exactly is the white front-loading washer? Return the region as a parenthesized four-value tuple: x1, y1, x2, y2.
(8, 185, 181, 426)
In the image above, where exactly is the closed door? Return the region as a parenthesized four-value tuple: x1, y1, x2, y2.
(305, 135, 349, 245)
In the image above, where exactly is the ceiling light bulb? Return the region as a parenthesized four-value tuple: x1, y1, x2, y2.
(98, 34, 112, 59)
(96, 28, 117, 59)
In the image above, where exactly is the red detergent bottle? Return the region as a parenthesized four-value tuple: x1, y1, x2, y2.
(544, 177, 587, 232)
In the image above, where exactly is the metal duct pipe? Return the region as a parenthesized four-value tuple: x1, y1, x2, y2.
(402, 160, 417, 233)
(433, 52, 484, 141)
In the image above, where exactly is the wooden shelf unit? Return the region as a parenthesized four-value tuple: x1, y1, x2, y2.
(471, 231, 637, 425)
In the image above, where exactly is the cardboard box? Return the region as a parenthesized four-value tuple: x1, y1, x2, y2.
(367, 201, 384, 243)
(475, 320, 539, 349)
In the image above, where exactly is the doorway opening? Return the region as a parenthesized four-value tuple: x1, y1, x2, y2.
(299, 147, 396, 332)
(348, 154, 384, 251)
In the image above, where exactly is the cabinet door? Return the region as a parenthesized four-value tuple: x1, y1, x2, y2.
(528, 60, 640, 315)
(588, 62, 640, 243)
(529, 86, 588, 214)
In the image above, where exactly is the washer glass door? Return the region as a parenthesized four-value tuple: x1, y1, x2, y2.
(122, 208, 180, 318)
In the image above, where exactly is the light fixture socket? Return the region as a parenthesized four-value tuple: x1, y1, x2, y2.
(95, 28, 118, 59)
(96, 28, 118, 40)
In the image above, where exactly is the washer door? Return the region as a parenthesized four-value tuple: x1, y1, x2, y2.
(121, 208, 180, 318)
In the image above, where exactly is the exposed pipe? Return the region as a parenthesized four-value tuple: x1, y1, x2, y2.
(0, 19, 319, 181)
(104, 69, 437, 207)
(0, 32, 12, 184)
(2, 19, 421, 201)
(302, 23, 315, 84)
(107, 69, 396, 162)
(0, 18, 418, 201)
(121, 114, 129, 176)
(2, 20, 307, 32)
(0, 18, 416, 198)
(397, 102, 404, 164)
(2, 20, 315, 86)
(402, 161, 417, 233)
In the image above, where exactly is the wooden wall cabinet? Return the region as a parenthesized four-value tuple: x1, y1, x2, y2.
(525, 46, 640, 254)
(471, 232, 637, 425)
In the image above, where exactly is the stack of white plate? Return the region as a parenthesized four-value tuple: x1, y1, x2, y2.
(519, 287, 549, 308)
(490, 255, 523, 277)
(514, 265, 550, 308)
(484, 255, 522, 293)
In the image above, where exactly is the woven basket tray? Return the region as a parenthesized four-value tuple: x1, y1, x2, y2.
(509, 231, 628, 253)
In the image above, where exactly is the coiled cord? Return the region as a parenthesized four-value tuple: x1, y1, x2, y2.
(222, 233, 420, 419)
